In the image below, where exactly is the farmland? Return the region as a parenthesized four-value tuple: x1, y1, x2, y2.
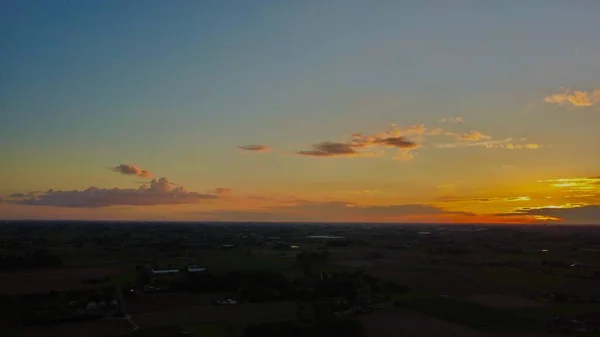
(2, 221, 600, 336)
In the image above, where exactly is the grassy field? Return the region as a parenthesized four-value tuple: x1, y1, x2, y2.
(398, 296, 533, 331)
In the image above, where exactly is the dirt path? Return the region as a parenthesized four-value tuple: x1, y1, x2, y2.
(117, 290, 139, 330)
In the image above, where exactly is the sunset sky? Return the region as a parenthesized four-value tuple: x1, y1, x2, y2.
(1, 1, 600, 224)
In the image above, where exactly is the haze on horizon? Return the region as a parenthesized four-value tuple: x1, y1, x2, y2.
(1, 1, 600, 224)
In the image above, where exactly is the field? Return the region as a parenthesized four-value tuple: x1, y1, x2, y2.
(361, 308, 487, 337)
(398, 296, 533, 330)
(184, 322, 242, 337)
(0, 266, 132, 295)
(22, 318, 133, 337)
(4, 222, 600, 336)
(133, 301, 297, 328)
(125, 293, 228, 315)
(464, 294, 544, 309)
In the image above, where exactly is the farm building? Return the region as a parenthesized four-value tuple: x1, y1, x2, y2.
(151, 268, 180, 275)
(187, 265, 206, 273)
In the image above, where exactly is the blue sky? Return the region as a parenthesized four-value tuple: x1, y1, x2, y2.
(1, 1, 600, 223)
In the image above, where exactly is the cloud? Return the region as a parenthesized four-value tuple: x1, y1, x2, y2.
(213, 188, 232, 196)
(7, 177, 218, 208)
(436, 137, 512, 149)
(297, 141, 360, 157)
(544, 88, 600, 107)
(372, 136, 418, 149)
(538, 177, 600, 191)
(297, 124, 420, 159)
(238, 145, 270, 152)
(440, 196, 531, 203)
(436, 137, 541, 150)
(459, 130, 491, 141)
(497, 204, 600, 224)
(113, 164, 151, 177)
(196, 200, 475, 222)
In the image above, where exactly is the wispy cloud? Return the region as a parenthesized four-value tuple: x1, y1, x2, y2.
(440, 196, 531, 203)
(436, 137, 541, 150)
(237, 145, 271, 152)
(112, 164, 151, 177)
(459, 130, 491, 141)
(7, 177, 218, 208)
(544, 88, 600, 107)
(496, 204, 600, 224)
(538, 177, 600, 192)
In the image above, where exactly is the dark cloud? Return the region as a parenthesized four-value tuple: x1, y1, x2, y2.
(372, 136, 418, 149)
(214, 188, 232, 195)
(496, 205, 600, 224)
(238, 145, 270, 152)
(112, 164, 151, 177)
(297, 142, 359, 157)
(297, 128, 419, 158)
(7, 177, 217, 208)
(9, 193, 28, 198)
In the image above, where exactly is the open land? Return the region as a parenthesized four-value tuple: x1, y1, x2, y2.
(2, 221, 600, 336)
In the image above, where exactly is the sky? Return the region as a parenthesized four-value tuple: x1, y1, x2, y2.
(1, 1, 600, 224)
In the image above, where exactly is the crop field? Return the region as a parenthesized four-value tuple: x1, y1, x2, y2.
(125, 293, 229, 315)
(22, 318, 133, 337)
(464, 294, 544, 309)
(133, 301, 297, 328)
(0, 266, 132, 294)
(398, 296, 533, 330)
(361, 308, 487, 337)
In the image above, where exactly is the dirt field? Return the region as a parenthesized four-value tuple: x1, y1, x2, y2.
(133, 301, 296, 328)
(0, 266, 133, 294)
(125, 293, 228, 315)
(361, 309, 569, 337)
(23, 318, 133, 337)
(465, 294, 543, 309)
(361, 308, 487, 337)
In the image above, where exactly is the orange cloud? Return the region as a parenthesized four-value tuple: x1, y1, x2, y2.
(460, 130, 491, 141)
(544, 88, 600, 107)
(238, 145, 271, 152)
(112, 164, 151, 177)
(538, 177, 600, 192)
